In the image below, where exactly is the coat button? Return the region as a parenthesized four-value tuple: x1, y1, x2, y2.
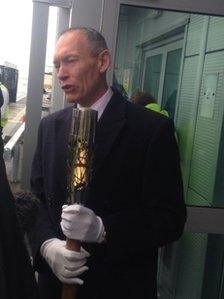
(104, 200, 111, 209)
(48, 196, 52, 206)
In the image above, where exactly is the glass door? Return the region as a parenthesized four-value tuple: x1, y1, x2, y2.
(142, 41, 183, 119)
(143, 54, 162, 99)
(162, 48, 182, 120)
(102, 1, 224, 298)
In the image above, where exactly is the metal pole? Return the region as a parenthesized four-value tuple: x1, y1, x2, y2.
(51, 7, 71, 113)
(21, 2, 49, 189)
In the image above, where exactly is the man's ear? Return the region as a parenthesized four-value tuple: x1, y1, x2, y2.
(98, 50, 111, 73)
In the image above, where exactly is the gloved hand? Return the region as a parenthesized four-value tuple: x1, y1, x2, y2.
(40, 238, 89, 284)
(61, 204, 105, 243)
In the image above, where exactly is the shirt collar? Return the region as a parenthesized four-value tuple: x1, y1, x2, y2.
(78, 87, 113, 120)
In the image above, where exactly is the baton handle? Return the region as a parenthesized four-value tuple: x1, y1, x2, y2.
(61, 239, 81, 299)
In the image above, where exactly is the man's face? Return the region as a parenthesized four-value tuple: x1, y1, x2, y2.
(53, 30, 110, 106)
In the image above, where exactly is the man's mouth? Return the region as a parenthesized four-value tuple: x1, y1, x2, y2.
(61, 85, 75, 92)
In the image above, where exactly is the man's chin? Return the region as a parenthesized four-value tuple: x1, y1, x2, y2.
(65, 96, 89, 106)
(66, 98, 78, 104)
(65, 95, 79, 104)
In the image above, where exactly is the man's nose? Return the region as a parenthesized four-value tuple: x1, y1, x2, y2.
(57, 64, 69, 82)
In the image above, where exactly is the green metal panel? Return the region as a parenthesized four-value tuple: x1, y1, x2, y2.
(175, 233, 207, 299)
(207, 17, 224, 52)
(185, 15, 205, 57)
(189, 51, 224, 204)
(176, 56, 199, 193)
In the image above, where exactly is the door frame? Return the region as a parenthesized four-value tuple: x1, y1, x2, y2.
(142, 40, 183, 106)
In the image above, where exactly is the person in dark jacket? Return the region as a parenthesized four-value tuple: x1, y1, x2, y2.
(131, 90, 169, 116)
(0, 86, 4, 121)
(131, 90, 180, 142)
(0, 100, 38, 299)
(31, 27, 186, 299)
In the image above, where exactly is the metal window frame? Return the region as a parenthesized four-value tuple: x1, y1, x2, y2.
(141, 40, 183, 106)
(32, 0, 72, 9)
(115, 0, 224, 17)
(185, 207, 224, 234)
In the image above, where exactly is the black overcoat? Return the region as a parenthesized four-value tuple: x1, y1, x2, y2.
(31, 91, 186, 299)
(0, 127, 38, 299)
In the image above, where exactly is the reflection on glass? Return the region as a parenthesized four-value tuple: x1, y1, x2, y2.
(162, 49, 182, 120)
(143, 54, 162, 99)
(114, 5, 224, 208)
(158, 232, 224, 299)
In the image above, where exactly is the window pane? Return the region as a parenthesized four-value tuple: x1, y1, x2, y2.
(114, 5, 224, 208)
(162, 49, 182, 120)
(143, 54, 162, 99)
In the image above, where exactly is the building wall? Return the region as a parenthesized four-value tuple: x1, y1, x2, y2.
(177, 16, 224, 206)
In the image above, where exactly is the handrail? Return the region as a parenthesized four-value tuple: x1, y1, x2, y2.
(4, 123, 25, 160)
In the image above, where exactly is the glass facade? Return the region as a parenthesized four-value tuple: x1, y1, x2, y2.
(158, 232, 224, 299)
(114, 5, 224, 208)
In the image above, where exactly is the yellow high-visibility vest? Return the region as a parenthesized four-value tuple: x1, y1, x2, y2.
(145, 103, 169, 117)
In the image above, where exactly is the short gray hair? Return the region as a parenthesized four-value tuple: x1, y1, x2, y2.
(60, 27, 108, 56)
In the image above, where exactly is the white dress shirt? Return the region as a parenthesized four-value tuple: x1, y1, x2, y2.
(78, 87, 113, 121)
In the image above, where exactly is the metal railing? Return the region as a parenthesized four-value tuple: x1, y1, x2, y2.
(4, 123, 25, 182)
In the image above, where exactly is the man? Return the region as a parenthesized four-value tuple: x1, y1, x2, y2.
(0, 95, 38, 298)
(31, 27, 186, 299)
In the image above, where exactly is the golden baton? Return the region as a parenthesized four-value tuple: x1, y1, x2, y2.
(62, 108, 97, 299)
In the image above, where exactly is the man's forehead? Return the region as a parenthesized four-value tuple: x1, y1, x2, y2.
(54, 31, 90, 59)
(58, 30, 87, 46)
(55, 31, 86, 49)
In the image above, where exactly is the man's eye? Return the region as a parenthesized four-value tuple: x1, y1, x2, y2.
(65, 57, 77, 63)
(53, 62, 60, 69)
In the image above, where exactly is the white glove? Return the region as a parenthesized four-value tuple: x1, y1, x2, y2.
(40, 238, 89, 284)
(61, 204, 105, 243)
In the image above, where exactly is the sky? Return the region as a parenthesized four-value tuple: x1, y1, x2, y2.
(0, 0, 57, 78)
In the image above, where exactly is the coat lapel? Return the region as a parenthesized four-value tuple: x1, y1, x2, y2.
(55, 107, 73, 196)
(93, 92, 127, 175)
